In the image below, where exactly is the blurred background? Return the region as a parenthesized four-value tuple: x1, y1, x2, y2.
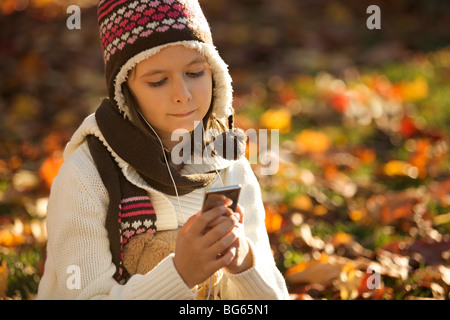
(0, 0, 449, 299)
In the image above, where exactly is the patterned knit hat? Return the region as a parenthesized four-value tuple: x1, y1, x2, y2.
(98, 0, 233, 124)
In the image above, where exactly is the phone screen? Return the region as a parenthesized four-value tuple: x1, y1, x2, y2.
(202, 185, 241, 213)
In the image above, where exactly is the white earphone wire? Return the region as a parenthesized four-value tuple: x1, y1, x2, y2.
(138, 111, 224, 300)
(137, 110, 187, 224)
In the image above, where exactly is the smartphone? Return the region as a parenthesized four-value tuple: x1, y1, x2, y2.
(201, 184, 242, 213)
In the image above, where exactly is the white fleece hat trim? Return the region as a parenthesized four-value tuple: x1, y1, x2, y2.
(113, 40, 233, 124)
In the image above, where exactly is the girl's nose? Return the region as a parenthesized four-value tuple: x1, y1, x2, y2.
(172, 77, 192, 104)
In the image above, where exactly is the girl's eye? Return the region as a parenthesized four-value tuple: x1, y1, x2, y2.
(148, 78, 167, 87)
(147, 70, 204, 87)
(187, 70, 205, 78)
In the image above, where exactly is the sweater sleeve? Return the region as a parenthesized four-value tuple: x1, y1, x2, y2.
(36, 143, 196, 300)
(219, 158, 290, 300)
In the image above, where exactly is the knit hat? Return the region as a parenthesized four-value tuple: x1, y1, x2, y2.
(98, 0, 233, 125)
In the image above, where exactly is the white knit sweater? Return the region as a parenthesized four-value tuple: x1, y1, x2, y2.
(36, 114, 290, 300)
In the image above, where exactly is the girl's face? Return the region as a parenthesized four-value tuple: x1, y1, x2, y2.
(127, 45, 213, 149)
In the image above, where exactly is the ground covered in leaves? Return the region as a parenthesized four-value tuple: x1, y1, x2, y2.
(1, 0, 450, 300)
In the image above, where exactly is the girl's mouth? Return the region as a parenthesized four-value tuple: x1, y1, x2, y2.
(169, 110, 196, 118)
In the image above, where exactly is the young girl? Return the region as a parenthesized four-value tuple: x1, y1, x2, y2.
(37, 0, 289, 300)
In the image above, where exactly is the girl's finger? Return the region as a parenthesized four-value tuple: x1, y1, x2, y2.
(205, 214, 227, 229)
(188, 205, 228, 235)
(201, 213, 238, 248)
(211, 246, 237, 270)
(208, 227, 239, 257)
(205, 205, 234, 229)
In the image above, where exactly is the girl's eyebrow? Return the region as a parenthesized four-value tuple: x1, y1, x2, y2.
(138, 57, 206, 79)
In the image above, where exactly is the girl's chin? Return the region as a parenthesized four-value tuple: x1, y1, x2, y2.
(169, 119, 204, 133)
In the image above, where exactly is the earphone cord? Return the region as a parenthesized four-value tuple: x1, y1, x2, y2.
(139, 110, 222, 299)
(138, 110, 187, 225)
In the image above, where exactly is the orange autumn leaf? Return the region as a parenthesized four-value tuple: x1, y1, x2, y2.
(329, 91, 350, 113)
(348, 208, 367, 222)
(383, 160, 408, 176)
(352, 147, 376, 164)
(380, 198, 416, 225)
(285, 261, 308, 277)
(317, 252, 330, 263)
(324, 164, 339, 180)
(259, 108, 292, 134)
(39, 151, 64, 189)
(295, 129, 331, 154)
(285, 254, 342, 285)
(0, 229, 25, 247)
(331, 232, 353, 247)
(264, 205, 283, 233)
(287, 254, 330, 277)
(313, 204, 328, 216)
(383, 160, 419, 179)
(408, 139, 431, 179)
(400, 116, 419, 138)
(397, 77, 429, 102)
(290, 194, 313, 211)
(285, 252, 331, 277)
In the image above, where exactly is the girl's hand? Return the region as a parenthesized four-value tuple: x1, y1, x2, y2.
(173, 204, 240, 289)
(207, 202, 253, 274)
(222, 204, 253, 274)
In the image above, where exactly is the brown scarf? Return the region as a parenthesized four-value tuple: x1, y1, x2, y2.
(88, 134, 156, 283)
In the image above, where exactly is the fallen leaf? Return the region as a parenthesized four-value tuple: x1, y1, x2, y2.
(383, 160, 419, 179)
(313, 204, 328, 216)
(264, 205, 284, 234)
(331, 232, 353, 247)
(329, 91, 350, 113)
(397, 76, 429, 102)
(39, 151, 64, 189)
(290, 194, 313, 212)
(295, 129, 331, 154)
(366, 191, 420, 227)
(259, 108, 292, 134)
(0, 229, 25, 247)
(286, 260, 342, 286)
